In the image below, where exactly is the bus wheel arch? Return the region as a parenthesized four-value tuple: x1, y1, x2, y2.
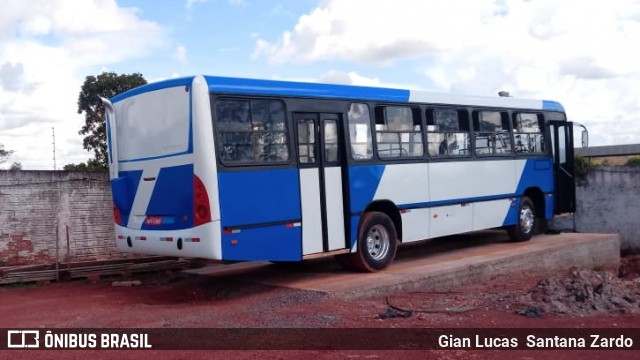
(523, 187, 545, 221)
(363, 200, 402, 242)
(351, 211, 398, 272)
(508, 195, 537, 242)
(335, 200, 400, 272)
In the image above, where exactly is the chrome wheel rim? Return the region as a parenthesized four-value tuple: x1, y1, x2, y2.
(519, 205, 535, 234)
(366, 224, 390, 261)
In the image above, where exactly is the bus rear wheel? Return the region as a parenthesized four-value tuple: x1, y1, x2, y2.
(350, 212, 398, 272)
(507, 196, 536, 242)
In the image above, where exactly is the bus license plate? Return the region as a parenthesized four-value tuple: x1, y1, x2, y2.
(145, 216, 163, 226)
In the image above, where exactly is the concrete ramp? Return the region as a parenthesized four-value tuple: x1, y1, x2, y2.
(188, 231, 620, 300)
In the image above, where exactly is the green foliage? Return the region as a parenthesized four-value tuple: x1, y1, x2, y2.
(63, 158, 105, 171)
(627, 156, 640, 166)
(0, 143, 13, 165)
(574, 155, 590, 178)
(77, 72, 147, 169)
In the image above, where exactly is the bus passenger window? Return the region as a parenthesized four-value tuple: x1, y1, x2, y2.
(215, 99, 289, 164)
(347, 103, 373, 160)
(427, 108, 470, 158)
(513, 113, 546, 154)
(473, 111, 512, 156)
(374, 106, 423, 159)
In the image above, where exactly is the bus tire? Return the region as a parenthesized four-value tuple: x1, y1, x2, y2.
(507, 196, 536, 242)
(351, 212, 398, 272)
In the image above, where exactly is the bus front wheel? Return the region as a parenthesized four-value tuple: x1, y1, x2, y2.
(507, 196, 536, 242)
(351, 212, 398, 272)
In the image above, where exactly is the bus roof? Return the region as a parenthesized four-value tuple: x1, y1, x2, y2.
(111, 75, 564, 112)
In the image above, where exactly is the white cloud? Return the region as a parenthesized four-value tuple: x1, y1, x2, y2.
(255, 0, 640, 146)
(185, 0, 211, 10)
(174, 45, 187, 64)
(318, 70, 382, 87)
(185, 0, 245, 10)
(0, 0, 164, 169)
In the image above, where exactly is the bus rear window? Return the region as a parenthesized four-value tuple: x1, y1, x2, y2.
(114, 86, 190, 161)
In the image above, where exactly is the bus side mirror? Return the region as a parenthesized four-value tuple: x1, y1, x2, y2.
(581, 129, 588, 148)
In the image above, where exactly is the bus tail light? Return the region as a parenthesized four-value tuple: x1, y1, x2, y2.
(194, 175, 211, 226)
(113, 206, 123, 226)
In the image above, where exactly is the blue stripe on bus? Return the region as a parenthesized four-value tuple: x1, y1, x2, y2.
(143, 164, 194, 230)
(217, 168, 302, 227)
(119, 150, 192, 163)
(348, 164, 386, 213)
(112, 170, 143, 227)
(502, 158, 555, 226)
(502, 198, 520, 227)
(221, 225, 302, 261)
(542, 100, 564, 112)
(112, 77, 195, 103)
(396, 194, 518, 211)
(204, 76, 411, 102)
(514, 159, 554, 196)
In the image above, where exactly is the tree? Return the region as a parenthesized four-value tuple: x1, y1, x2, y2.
(63, 158, 104, 171)
(0, 144, 13, 165)
(77, 72, 147, 169)
(9, 162, 22, 171)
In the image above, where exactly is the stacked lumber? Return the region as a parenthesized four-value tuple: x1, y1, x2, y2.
(0, 257, 192, 285)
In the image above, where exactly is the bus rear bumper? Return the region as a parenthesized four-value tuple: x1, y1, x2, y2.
(113, 221, 222, 260)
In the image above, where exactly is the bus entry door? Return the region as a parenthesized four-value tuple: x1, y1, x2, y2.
(295, 113, 348, 255)
(549, 121, 576, 214)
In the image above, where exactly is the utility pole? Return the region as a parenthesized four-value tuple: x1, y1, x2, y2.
(52, 127, 57, 170)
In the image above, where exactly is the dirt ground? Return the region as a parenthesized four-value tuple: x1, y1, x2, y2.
(1, 255, 639, 359)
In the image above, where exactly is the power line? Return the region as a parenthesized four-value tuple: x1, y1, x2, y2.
(52, 127, 57, 170)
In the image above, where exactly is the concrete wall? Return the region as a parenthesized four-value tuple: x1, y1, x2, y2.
(552, 166, 640, 253)
(0, 170, 125, 266)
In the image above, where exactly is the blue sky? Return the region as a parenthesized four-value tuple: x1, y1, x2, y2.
(1, 0, 640, 169)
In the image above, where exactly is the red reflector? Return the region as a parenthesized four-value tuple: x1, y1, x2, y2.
(230, 239, 239, 246)
(139, 236, 147, 240)
(191, 238, 201, 243)
(400, 209, 410, 214)
(460, 203, 467, 207)
(223, 229, 232, 235)
(117, 235, 124, 240)
(194, 175, 211, 226)
(113, 206, 122, 226)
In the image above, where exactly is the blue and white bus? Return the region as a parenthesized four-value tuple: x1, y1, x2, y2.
(102, 75, 582, 272)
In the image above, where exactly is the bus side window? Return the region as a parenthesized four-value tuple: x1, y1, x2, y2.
(427, 108, 470, 158)
(347, 103, 373, 161)
(473, 110, 512, 156)
(215, 98, 289, 164)
(297, 118, 316, 164)
(513, 112, 546, 154)
(374, 105, 423, 159)
(324, 120, 339, 163)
